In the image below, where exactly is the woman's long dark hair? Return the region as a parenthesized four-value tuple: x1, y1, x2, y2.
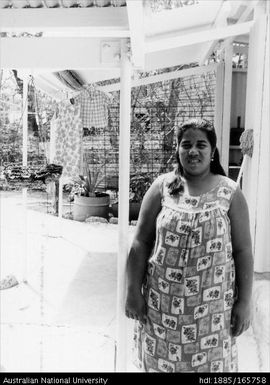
(168, 118, 226, 195)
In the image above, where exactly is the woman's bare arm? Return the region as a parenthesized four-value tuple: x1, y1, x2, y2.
(125, 176, 162, 323)
(228, 187, 254, 336)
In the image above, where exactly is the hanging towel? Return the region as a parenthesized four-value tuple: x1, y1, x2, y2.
(52, 101, 83, 181)
(75, 85, 111, 129)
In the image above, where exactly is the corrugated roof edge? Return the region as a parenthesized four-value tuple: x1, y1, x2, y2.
(0, 0, 126, 9)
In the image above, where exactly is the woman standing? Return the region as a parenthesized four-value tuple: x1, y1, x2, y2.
(125, 118, 253, 372)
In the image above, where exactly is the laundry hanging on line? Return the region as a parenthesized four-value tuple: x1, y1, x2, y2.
(51, 101, 83, 181)
(74, 84, 111, 130)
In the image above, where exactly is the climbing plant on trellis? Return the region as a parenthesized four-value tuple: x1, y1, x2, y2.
(1, 66, 217, 201)
(82, 66, 216, 194)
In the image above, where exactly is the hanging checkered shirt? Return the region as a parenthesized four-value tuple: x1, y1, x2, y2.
(75, 85, 111, 129)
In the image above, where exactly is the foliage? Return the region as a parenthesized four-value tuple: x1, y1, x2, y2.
(1, 64, 216, 196)
(0, 70, 53, 167)
(111, 173, 154, 204)
(68, 163, 105, 201)
(129, 173, 153, 202)
(148, 0, 199, 13)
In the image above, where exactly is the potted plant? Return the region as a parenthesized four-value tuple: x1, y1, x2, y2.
(70, 163, 110, 222)
(129, 173, 153, 220)
(111, 173, 153, 221)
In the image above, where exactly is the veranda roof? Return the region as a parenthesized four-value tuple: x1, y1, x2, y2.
(0, 0, 256, 96)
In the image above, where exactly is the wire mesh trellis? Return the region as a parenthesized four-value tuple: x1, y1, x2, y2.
(1, 68, 217, 205)
(82, 69, 216, 196)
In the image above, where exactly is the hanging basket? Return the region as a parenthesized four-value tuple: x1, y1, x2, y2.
(73, 193, 110, 222)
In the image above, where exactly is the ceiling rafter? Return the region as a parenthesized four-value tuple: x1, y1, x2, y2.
(0, 37, 122, 69)
(199, 0, 232, 66)
(219, 0, 260, 51)
(145, 21, 254, 53)
(199, 0, 259, 64)
(143, 1, 221, 37)
(0, 7, 129, 36)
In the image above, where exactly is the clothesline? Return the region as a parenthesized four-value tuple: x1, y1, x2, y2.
(36, 78, 113, 103)
(2, 77, 113, 183)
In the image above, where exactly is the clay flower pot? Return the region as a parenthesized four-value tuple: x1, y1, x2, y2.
(73, 193, 110, 222)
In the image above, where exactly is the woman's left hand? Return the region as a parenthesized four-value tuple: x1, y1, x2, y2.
(231, 300, 251, 337)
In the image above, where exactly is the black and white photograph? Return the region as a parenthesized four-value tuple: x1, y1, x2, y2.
(0, 0, 269, 379)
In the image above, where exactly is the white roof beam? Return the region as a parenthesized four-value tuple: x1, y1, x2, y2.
(200, 0, 258, 64)
(199, 1, 232, 65)
(144, 1, 222, 37)
(145, 21, 254, 53)
(144, 44, 205, 72)
(227, 0, 257, 22)
(0, 37, 121, 69)
(219, 0, 259, 51)
(228, 0, 247, 17)
(100, 63, 218, 93)
(0, 7, 129, 37)
(42, 29, 129, 38)
(126, 0, 145, 69)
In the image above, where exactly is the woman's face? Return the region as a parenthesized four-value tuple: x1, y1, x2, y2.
(178, 128, 213, 177)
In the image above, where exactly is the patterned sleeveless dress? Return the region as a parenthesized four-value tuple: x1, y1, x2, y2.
(133, 173, 238, 373)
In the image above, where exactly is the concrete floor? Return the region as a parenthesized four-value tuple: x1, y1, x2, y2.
(0, 192, 267, 373)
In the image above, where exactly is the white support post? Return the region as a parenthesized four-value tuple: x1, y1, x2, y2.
(214, 62, 225, 153)
(220, 44, 233, 174)
(255, 9, 270, 272)
(243, 4, 269, 272)
(126, 0, 145, 69)
(116, 39, 132, 372)
(23, 76, 28, 168)
(22, 74, 29, 283)
(58, 176, 63, 219)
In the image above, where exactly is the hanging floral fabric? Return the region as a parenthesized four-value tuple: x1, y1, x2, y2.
(52, 101, 83, 180)
(74, 85, 111, 129)
(49, 114, 57, 163)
